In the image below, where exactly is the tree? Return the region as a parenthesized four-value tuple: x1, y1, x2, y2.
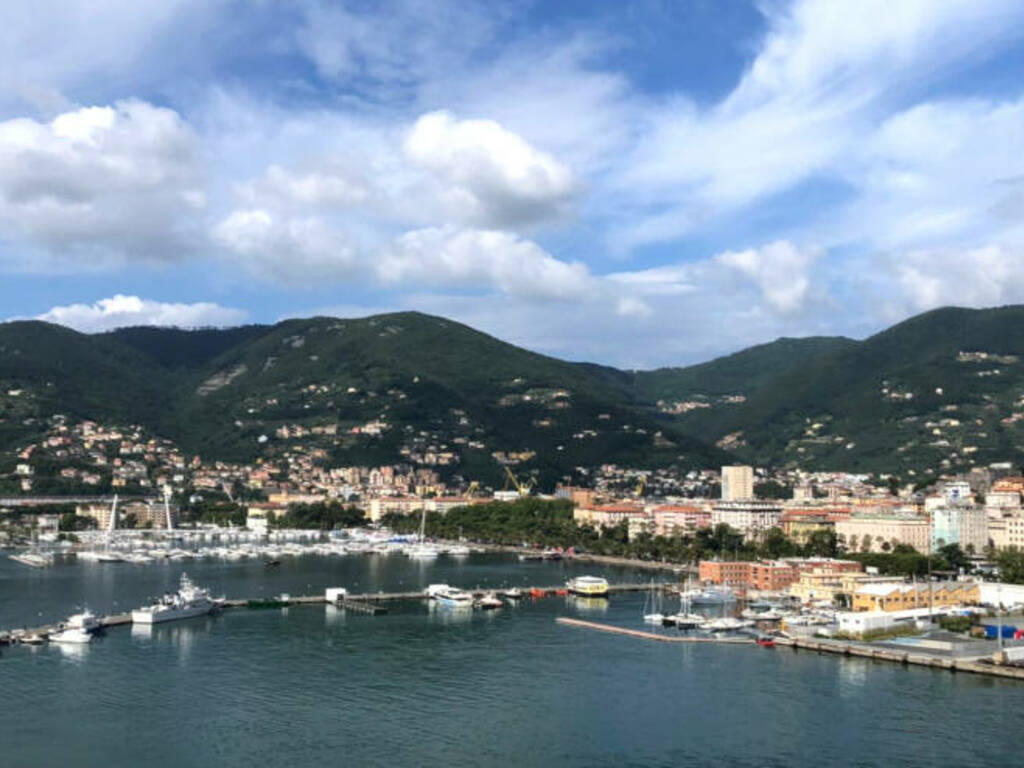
(803, 528, 839, 558)
(760, 527, 798, 559)
(996, 548, 1024, 585)
(860, 534, 873, 553)
(887, 476, 900, 496)
(939, 543, 969, 572)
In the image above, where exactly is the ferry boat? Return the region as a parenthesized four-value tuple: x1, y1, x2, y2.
(130, 573, 217, 625)
(566, 576, 609, 597)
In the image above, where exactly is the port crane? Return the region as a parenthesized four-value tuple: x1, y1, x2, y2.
(502, 465, 534, 497)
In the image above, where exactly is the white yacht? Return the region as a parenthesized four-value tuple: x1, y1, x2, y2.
(433, 586, 474, 608)
(642, 580, 666, 624)
(50, 626, 93, 644)
(447, 545, 471, 557)
(65, 609, 101, 634)
(131, 573, 217, 625)
(688, 586, 737, 605)
(705, 617, 753, 632)
(9, 551, 53, 567)
(406, 507, 439, 558)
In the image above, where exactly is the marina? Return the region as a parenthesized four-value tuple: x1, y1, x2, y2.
(3, 550, 1024, 767)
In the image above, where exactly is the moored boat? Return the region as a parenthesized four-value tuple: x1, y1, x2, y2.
(50, 627, 93, 644)
(476, 593, 503, 610)
(130, 573, 217, 625)
(566, 576, 609, 597)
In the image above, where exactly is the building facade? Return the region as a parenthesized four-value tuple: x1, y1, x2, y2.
(930, 505, 988, 554)
(711, 500, 783, 540)
(721, 465, 754, 501)
(835, 514, 931, 553)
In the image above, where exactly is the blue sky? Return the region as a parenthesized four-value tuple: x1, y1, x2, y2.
(3, 0, 1024, 368)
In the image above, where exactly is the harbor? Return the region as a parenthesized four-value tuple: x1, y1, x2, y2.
(5, 555, 1024, 685)
(3, 549, 1024, 767)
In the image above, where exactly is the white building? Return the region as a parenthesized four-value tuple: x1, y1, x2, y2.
(930, 505, 988, 554)
(943, 480, 973, 505)
(721, 465, 754, 501)
(711, 500, 782, 540)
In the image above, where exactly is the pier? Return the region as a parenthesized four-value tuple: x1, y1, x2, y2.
(553, 617, 1024, 682)
(556, 617, 752, 644)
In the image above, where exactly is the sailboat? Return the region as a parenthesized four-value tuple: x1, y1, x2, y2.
(642, 579, 666, 624)
(663, 576, 707, 629)
(406, 507, 439, 559)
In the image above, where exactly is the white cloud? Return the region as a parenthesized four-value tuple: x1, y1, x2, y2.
(35, 294, 247, 332)
(211, 208, 362, 282)
(831, 95, 1024, 251)
(715, 241, 822, 314)
(380, 226, 594, 300)
(891, 244, 1024, 312)
(612, 0, 1024, 251)
(403, 110, 576, 227)
(237, 163, 369, 208)
(0, 100, 203, 263)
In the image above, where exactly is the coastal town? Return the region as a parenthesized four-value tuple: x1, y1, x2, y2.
(5, 414, 1024, 660)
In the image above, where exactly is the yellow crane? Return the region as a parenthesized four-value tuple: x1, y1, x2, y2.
(503, 465, 533, 497)
(466, 481, 480, 498)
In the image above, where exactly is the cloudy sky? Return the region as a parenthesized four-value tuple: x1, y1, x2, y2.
(3, 0, 1024, 368)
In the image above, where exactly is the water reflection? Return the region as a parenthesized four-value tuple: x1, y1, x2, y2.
(837, 657, 868, 693)
(428, 602, 473, 623)
(570, 596, 609, 614)
(56, 642, 90, 660)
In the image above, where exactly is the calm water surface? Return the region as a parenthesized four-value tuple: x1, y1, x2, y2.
(2, 552, 1022, 767)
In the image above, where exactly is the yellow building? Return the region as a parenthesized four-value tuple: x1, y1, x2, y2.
(851, 581, 980, 612)
(788, 570, 902, 604)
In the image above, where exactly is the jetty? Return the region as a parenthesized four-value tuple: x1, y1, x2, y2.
(556, 617, 752, 644)
(554, 617, 1024, 682)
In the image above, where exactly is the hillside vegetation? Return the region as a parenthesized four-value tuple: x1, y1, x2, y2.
(4, 305, 1024, 481)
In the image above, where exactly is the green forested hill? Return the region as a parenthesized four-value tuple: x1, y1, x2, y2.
(0, 312, 728, 486)
(670, 306, 1024, 476)
(4, 305, 1024, 482)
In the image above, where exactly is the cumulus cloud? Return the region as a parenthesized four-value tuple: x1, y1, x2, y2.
(891, 244, 1024, 312)
(403, 111, 576, 227)
(35, 295, 247, 332)
(380, 226, 594, 300)
(236, 163, 369, 209)
(0, 100, 203, 262)
(715, 241, 822, 314)
(211, 208, 362, 282)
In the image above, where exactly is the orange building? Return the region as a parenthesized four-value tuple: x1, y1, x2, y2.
(699, 557, 862, 591)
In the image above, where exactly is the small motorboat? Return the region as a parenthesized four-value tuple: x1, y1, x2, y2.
(756, 636, 776, 648)
(476, 593, 503, 610)
(50, 627, 93, 645)
(500, 587, 524, 600)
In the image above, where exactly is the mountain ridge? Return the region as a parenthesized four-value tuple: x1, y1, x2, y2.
(3, 304, 1024, 482)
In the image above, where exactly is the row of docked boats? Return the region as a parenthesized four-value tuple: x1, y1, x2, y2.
(424, 583, 527, 610)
